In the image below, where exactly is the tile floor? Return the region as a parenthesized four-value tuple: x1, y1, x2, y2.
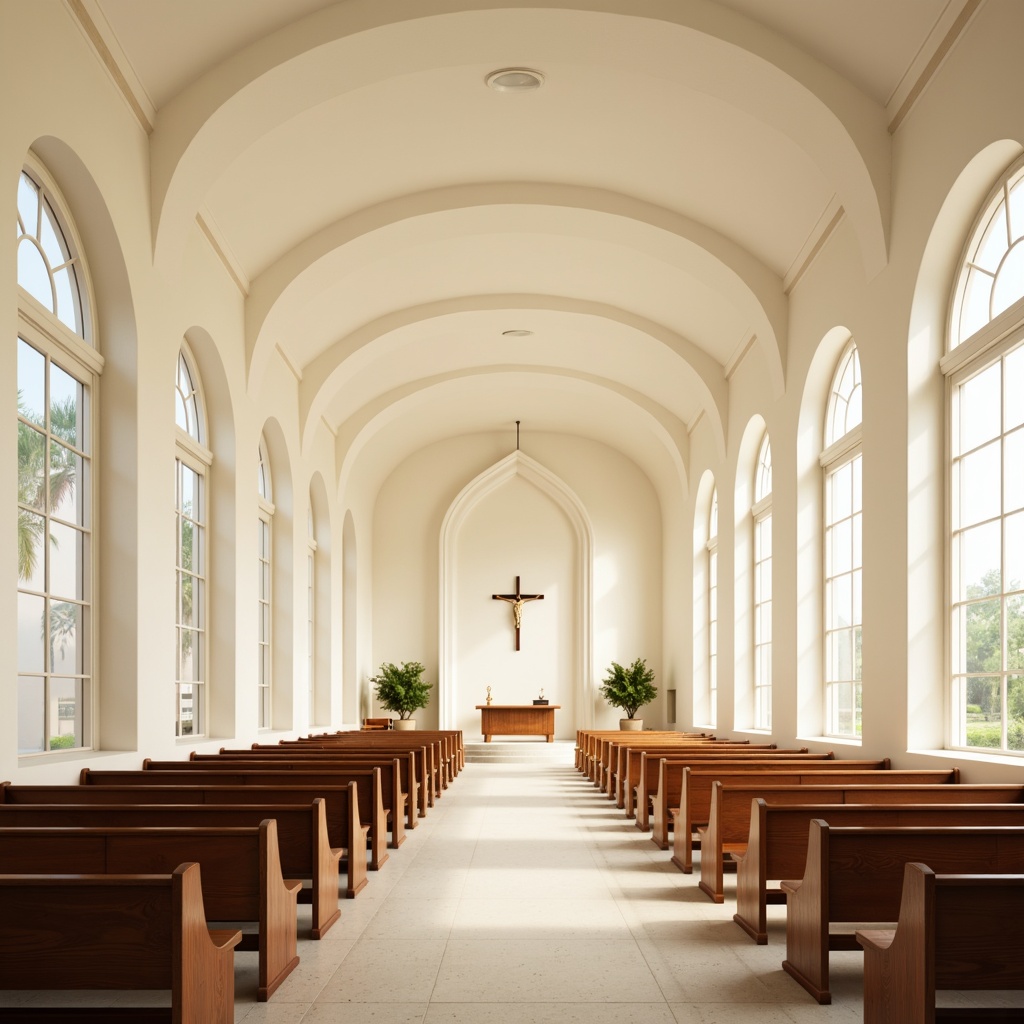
(230, 746, 864, 1023)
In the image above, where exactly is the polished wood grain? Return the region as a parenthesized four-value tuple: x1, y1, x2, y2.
(713, 785, 1024, 930)
(857, 864, 1024, 1024)
(0, 820, 298, 1001)
(0, 781, 368, 899)
(0, 797, 342, 940)
(0, 862, 239, 1022)
(666, 763, 959, 865)
(781, 820, 1024, 1004)
(475, 704, 560, 742)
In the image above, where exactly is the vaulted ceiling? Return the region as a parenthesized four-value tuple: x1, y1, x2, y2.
(80, 0, 966, 493)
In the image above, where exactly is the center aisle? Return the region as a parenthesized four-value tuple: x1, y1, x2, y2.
(236, 757, 863, 1023)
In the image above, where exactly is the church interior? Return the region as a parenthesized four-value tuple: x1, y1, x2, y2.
(4, 0, 1024, 1018)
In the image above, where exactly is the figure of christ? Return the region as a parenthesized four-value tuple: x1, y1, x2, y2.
(492, 575, 544, 651)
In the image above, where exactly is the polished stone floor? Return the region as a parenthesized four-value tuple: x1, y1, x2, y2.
(230, 750, 866, 1023)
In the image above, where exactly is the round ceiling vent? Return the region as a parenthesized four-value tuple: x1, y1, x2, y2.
(486, 68, 545, 93)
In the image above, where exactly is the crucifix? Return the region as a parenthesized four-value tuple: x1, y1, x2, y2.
(492, 575, 544, 651)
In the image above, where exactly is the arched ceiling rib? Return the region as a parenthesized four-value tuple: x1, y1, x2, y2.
(78, 0, 952, 495)
(297, 302, 726, 457)
(150, 1, 889, 278)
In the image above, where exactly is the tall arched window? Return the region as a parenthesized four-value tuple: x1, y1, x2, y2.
(257, 437, 274, 730)
(753, 434, 773, 731)
(307, 504, 316, 726)
(946, 156, 1024, 753)
(708, 487, 719, 728)
(822, 341, 863, 739)
(16, 163, 97, 755)
(174, 344, 209, 737)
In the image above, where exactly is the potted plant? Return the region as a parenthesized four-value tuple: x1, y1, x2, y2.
(370, 661, 432, 730)
(600, 658, 657, 730)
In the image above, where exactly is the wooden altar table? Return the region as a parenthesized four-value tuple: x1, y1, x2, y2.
(476, 704, 560, 742)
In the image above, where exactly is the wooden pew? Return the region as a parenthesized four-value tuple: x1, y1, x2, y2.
(142, 756, 409, 849)
(574, 729, 683, 774)
(576, 730, 683, 782)
(718, 784, 1024, 939)
(0, 781, 368, 898)
(592, 733, 726, 790)
(0, 819, 299, 1001)
(280, 737, 438, 813)
(0, 862, 239, 1023)
(305, 728, 465, 785)
(0, 797, 343, 938)
(206, 748, 419, 831)
(654, 759, 908, 856)
(629, 747, 824, 825)
(80, 765, 391, 870)
(857, 863, 1024, 1024)
(780, 819, 1024, 1004)
(617, 741, 792, 810)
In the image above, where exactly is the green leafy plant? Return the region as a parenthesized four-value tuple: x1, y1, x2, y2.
(370, 661, 432, 720)
(599, 658, 658, 719)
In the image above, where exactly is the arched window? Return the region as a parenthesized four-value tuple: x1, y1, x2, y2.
(753, 433, 773, 731)
(257, 437, 274, 730)
(307, 504, 316, 726)
(16, 163, 97, 755)
(946, 156, 1024, 754)
(822, 341, 863, 739)
(174, 344, 209, 737)
(950, 160, 1024, 348)
(707, 487, 719, 728)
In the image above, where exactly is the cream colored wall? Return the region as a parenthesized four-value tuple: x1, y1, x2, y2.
(371, 433, 663, 736)
(1, 4, 341, 782)
(4, 1, 1024, 786)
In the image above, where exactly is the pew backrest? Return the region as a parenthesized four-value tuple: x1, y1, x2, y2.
(0, 861, 240, 1023)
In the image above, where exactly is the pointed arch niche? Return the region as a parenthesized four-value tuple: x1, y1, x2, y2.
(439, 451, 594, 736)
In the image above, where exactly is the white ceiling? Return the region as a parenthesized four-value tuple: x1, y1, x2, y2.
(84, 0, 965, 493)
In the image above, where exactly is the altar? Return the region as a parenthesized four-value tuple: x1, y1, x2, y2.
(475, 704, 561, 742)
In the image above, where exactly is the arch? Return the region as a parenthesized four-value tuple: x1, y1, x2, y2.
(259, 416, 294, 732)
(183, 325, 237, 739)
(342, 509, 358, 724)
(794, 326, 854, 739)
(22, 137, 142, 753)
(334, 369, 692, 509)
(251, 185, 785, 400)
(308, 471, 332, 727)
(733, 415, 769, 732)
(692, 468, 717, 728)
(298, 292, 728, 460)
(906, 140, 1024, 753)
(438, 450, 594, 729)
(151, 2, 887, 281)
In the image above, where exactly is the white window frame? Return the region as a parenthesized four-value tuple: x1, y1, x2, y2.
(174, 345, 210, 739)
(307, 506, 316, 727)
(821, 341, 863, 741)
(16, 160, 99, 758)
(753, 434, 772, 731)
(944, 153, 1024, 756)
(707, 488, 719, 729)
(257, 438, 274, 731)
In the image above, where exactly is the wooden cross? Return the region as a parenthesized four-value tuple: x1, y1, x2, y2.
(492, 575, 544, 651)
